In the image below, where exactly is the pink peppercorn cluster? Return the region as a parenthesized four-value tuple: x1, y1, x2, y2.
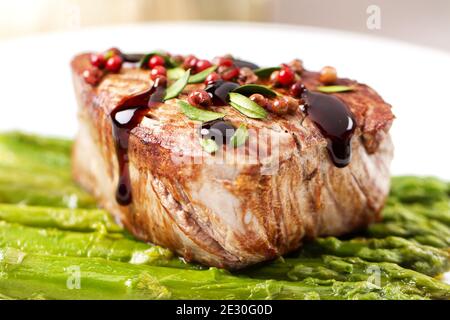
(83, 50, 315, 116)
(183, 55, 214, 74)
(249, 93, 299, 115)
(181, 55, 243, 84)
(188, 90, 212, 107)
(147, 55, 168, 86)
(183, 55, 246, 108)
(84, 48, 123, 85)
(214, 56, 240, 81)
(270, 63, 298, 87)
(90, 47, 123, 72)
(251, 59, 305, 115)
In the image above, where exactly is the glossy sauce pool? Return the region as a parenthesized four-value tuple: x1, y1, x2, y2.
(302, 91, 357, 167)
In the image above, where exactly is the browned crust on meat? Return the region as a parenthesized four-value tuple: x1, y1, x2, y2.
(71, 53, 394, 269)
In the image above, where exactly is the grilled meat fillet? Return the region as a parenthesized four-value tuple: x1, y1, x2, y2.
(71, 53, 394, 269)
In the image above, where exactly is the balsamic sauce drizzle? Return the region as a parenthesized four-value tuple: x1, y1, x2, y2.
(205, 80, 239, 105)
(110, 82, 165, 205)
(108, 52, 357, 206)
(302, 91, 357, 168)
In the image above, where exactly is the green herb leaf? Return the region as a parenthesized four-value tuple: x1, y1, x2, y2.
(177, 100, 225, 122)
(167, 67, 186, 80)
(316, 85, 354, 93)
(228, 92, 267, 119)
(188, 66, 218, 84)
(139, 51, 165, 68)
(103, 49, 116, 60)
(139, 51, 175, 69)
(164, 69, 191, 101)
(199, 138, 218, 153)
(233, 84, 279, 97)
(253, 66, 281, 78)
(230, 124, 249, 147)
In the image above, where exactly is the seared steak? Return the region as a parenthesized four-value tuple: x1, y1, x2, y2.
(71, 52, 394, 269)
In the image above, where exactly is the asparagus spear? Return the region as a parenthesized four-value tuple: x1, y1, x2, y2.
(0, 132, 72, 175)
(243, 256, 450, 300)
(405, 201, 450, 227)
(300, 236, 450, 276)
(0, 221, 195, 269)
(0, 165, 96, 209)
(0, 133, 448, 299)
(0, 132, 71, 170)
(0, 132, 95, 208)
(0, 183, 97, 209)
(0, 204, 120, 232)
(367, 202, 450, 248)
(0, 293, 13, 300)
(385, 198, 450, 227)
(0, 163, 72, 183)
(0, 248, 427, 300)
(390, 176, 449, 204)
(368, 223, 450, 248)
(0, 131, 72, 154)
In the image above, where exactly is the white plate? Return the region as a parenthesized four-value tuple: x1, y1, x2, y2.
(0, 21, 449, 284)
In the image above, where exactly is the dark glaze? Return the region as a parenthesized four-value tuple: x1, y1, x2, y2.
(110, 82, 165, 205)
(199, 120, 236, 146)
(302, 91, 357, 168)
(205, 80, 239, 105)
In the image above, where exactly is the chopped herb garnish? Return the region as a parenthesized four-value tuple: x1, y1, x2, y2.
(316, 85, 354, 93)
(228, 92, 267, 119)
(167, 67, 186, 80)
(188, 66, 218, 84)
(139, 51, 176, 69)
(177, 100, 225, 122)
(253, 66, 281, 78)
(199, 138, 218, 153)
(163, 69, 191, 101)
(230, 124, 249, 147)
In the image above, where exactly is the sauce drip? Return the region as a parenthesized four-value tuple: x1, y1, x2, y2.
(110, 82, 165, 205)
(302, 91, 357, 168)
(205, 80, 239, 105)
(199, 120, 236, 146)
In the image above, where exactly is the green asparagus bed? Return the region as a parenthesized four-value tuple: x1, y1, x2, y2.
(0, 132, 449, 300)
